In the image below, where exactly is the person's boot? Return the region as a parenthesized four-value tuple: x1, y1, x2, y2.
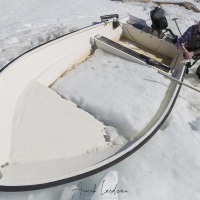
(185, 62, 192, 74)
(196, 65, 200, 79)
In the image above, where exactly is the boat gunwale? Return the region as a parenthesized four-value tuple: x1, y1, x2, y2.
(0, 16, 128, 74)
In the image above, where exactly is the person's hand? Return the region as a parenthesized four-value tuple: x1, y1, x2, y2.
(185, 51, 194, 59)
(194, 50, 200, 56)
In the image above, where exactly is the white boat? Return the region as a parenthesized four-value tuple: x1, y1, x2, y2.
(0, 14, 185, 191)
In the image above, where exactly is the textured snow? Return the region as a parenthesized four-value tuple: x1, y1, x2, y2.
(52, 49, 170, 139)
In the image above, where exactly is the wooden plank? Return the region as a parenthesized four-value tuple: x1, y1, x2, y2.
(159, 71, 200, 93)
(119, 38, 172, 66)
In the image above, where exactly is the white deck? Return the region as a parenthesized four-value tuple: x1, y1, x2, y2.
(10, 81, 112, 163)
(0, 81, 123, 185)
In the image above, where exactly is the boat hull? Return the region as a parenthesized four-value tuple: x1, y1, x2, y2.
(0, 15, 185, 191)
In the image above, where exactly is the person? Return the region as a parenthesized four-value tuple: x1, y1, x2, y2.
(176, 21, 200, 76)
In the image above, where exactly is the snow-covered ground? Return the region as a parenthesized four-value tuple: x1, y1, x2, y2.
(0, 0, 200, 200)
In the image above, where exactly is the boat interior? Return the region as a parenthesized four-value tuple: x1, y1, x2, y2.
(0, 15, 185, 190)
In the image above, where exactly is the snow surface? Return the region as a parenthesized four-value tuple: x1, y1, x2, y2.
(52, 49, 170, 140)
(0, 0, 200, 200)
